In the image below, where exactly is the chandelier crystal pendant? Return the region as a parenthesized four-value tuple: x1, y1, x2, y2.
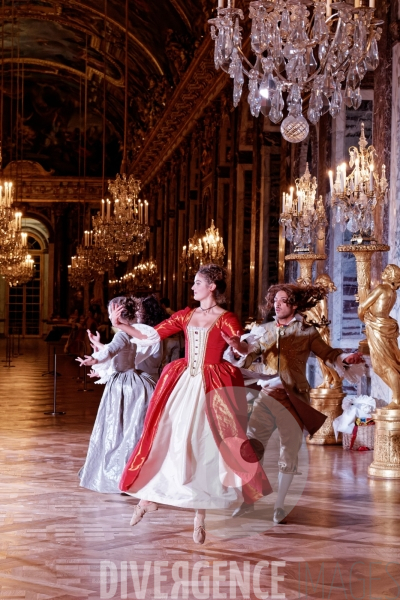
(209, 0, 382, 143)
(280, 163, 328, 252)
(92, 175, 150, 264)
(181, 220, 225, 279)
(330, 122, 388, 244)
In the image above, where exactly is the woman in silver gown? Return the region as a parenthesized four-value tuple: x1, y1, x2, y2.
(77, 296, 166, 493)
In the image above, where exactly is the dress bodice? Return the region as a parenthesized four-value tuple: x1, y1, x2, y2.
(187, 326, 208, 377)
(155, 308, 243, 372)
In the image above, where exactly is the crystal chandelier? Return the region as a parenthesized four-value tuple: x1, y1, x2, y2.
(92, 175, 150, 263)
(132, 258, 159, 290)
(181, 220, 225, 278)
(330, 122, 388, 244)
(1, 253, 34, 287)
(209, 0, 381, 143)
(68, 230, 112, 288)
(0, 214, 28, 267)
(280, 163, 327, 252)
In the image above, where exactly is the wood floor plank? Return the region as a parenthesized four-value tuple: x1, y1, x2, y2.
(0, 339, 398, 599)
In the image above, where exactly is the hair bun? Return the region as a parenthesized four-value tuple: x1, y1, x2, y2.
(197, 263, 228, 304)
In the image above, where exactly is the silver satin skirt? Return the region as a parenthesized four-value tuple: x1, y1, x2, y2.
(79, 369, 156, 493)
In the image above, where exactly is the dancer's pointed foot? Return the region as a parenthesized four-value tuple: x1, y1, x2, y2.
(273, 508, 287, 523)
(193, 517, 206, 544)
(232, 502, 254, 518)
(130, 501, 158, 526)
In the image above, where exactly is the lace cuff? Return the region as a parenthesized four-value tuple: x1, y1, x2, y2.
(129, 323, 161, 347)
(334, 355, 366, 383)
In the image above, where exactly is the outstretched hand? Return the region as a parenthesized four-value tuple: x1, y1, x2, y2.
(221, 330, 248, 355)
(88, 330, 103, 351)
(88, 369, 101, 379)
(76, 355, 98, 367)
(343, 352, 365, 365)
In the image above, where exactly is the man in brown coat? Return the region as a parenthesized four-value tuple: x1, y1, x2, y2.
(223, 283, 364, 523)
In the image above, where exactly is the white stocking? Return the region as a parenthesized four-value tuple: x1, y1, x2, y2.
(195, 509, 206, 525)
(274, 472, 294, 510)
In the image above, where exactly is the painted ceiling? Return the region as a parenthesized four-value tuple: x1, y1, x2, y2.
(0, 0, 214, 176)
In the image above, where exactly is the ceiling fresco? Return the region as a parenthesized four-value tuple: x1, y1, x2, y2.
(0, 0, 214, 176)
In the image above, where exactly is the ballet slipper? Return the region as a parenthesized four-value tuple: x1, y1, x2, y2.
(130, 502, 158, 526)
(193, 517, 206, 544)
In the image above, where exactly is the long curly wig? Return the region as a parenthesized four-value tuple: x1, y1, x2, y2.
(262, 284, 327, 319)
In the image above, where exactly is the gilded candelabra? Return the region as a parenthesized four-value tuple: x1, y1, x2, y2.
(209, 0, 381, 143)
(280, 163, 327, 253)
(331, 123, 388, 244)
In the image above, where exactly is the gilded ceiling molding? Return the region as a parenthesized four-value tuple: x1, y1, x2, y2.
(68, 0, 165, 75)
(0, 2, 164, 76)
(1, 58, 124, 87)
(128, 38, 227, 184)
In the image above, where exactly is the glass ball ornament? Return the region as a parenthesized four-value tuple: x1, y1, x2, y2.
(280, 114, 309, 143)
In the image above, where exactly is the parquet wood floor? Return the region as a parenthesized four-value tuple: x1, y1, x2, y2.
(0, 339, 398, 600)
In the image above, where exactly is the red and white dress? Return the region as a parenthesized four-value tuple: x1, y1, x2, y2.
(120, 307, 271, 509)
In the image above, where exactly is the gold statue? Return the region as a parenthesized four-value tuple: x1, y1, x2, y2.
(358, 264, 400, 409)
(304, 274, 343, 390)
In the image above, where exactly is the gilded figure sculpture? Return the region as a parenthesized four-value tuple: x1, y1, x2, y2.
(358, 264, 400, 409)
(304, 274, 343, 390)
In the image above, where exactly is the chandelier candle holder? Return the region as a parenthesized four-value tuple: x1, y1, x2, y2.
(331, 123, 388, 244)
(280, 163, 327, 253)
(181, 220, 225, 279)
(209, 0, 382, 143)
(92, 175, 150, 263)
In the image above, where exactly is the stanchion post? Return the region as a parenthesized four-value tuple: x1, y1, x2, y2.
(44, 352, 66, 416)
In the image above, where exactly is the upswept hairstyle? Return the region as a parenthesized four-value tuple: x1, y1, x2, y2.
(108, 296, 137, 322)
(134, 295, 169, 327)
(262, 283, 327, 318)
(197, 263, 228, 305)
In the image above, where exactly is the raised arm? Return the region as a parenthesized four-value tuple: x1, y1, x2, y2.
(109, 305, 149, 339)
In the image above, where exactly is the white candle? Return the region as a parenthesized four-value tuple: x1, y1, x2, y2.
(9, 183, 12, 207)
(107, 199, 111, 221)
(328, 170, 334, 195)
(354, 0, 360, 7)
(369, 164, 374, 191)
(144, 200, 149, 224)
(326, 0, 332, 17)
(282, 192, 285, 213)
(218, 0, 224, 7)
(369, 0, 375, 7)
(341, 163, 346, 193)
(101, 199, 105, 219)
(139, 202, 143, 223)
(90, 231, 93, 246)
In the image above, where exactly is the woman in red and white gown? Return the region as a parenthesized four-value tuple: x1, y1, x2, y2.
(85, 264, 271, 543)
